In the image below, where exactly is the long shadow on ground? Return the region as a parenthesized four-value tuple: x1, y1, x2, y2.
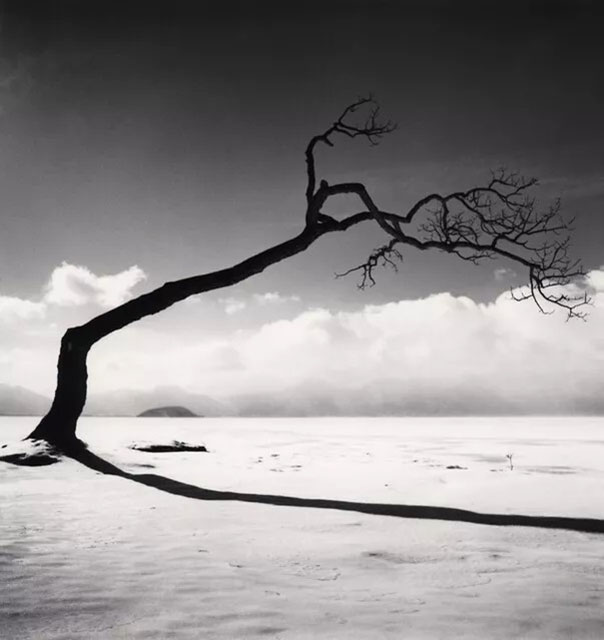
(70, 447, 604, 535)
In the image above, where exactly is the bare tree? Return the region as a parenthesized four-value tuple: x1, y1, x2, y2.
(27, 97, 588, 449)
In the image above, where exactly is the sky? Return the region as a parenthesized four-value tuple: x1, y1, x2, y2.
(0, 1, 603, 413)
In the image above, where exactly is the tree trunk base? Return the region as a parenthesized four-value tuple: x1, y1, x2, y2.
(0, 438, 63, 466)
(27, 434, 88, 454)
(1, 422, 88, 466)
(27, 411, 85, 453)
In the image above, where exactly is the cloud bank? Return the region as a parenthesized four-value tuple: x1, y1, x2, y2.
(1, 261, 603, 414)
(87, 267, 604, 415)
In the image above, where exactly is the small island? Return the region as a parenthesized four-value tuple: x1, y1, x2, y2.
(137, 406, 198, 418)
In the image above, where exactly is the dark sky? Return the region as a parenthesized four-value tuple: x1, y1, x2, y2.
(1, 0, 602, 302)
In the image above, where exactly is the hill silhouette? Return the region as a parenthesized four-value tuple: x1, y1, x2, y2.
(137, 406, 197, 418)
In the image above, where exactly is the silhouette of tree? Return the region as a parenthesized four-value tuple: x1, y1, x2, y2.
(27, 97, 588, 449)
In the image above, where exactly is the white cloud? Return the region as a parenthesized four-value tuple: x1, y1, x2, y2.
(494, 267, 516, 282)
(253, 292, 301, 305)
(219, 297, 247, 315)
(218, 291, 300, 315)
(585, 266, 604, 292)
(0, 296, 46, 322)
(4, 265, 604, 414)
(83, 268, 604, 414)
(44, 263, 146, 308)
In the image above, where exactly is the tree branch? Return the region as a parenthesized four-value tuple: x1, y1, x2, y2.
(322, 164, 588, 318)
(304, 95, 396, 225)
(336, 239, 403, 289)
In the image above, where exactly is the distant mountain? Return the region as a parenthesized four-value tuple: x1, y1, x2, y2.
(228, 378, 604, 417)
(1, 380, 603, 418)
(84, 386, 234, 417)
(137, 406, 197, 417)
(0, 384, 50, 416)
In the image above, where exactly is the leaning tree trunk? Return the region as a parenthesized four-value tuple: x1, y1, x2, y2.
(28, 328, 90, 448)
(26, 221, 360, 449)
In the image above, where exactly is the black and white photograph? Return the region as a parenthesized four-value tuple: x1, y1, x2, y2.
(1, 1, 604, 638)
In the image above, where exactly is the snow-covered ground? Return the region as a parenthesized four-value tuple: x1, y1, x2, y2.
(2, 416, 604, 639)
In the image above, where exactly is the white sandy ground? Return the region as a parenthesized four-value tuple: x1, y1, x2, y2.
(1, 416, 604, 639)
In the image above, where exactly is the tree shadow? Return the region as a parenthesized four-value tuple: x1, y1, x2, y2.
(70, 447, 604, 535)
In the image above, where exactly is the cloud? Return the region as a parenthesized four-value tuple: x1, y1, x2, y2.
(585, 266, 604, 293)
(0, 296, 46, 322)
(44, 263, 146, 308)
(219, 291, 301, 315)
(4, 263, 603, 414)
(219, 297, 247, 315)
(84, 268, 604, 414)
(494, 267, 516, 282)
(253, 292, 301, 305)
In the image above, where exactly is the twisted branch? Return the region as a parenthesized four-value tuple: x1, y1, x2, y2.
(305, 95, 396, 223)
(304, 101, 588, 318)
